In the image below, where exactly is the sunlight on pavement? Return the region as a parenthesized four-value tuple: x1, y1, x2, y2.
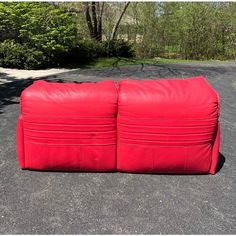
(0, 67, 76, 85)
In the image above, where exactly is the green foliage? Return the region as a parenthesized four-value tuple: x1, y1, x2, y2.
(128, 2, 236, 60)
(0, 2, 134, 69)
(0, 2, 235, 69)
(0, 2, 78, 69)
(76, 40, 104, 61)
(58, 40, 134, 66)
(58, 40, 104, 66)
(102, 40, 135, 58)
(0, 40, 46, 69)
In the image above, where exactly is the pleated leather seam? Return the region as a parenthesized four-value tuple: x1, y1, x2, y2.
(25, 141, 116, 146)
(24, 128, 116, 133)
(118, 141, 212, 147)
(118, 123, 217, 128)
(119, 138, 212, 144)
(118, 130, 215, 136)
(24, 135, 116, 140)
(22, 115, 116, 118)
(24, 121, 115, 126)
(118, 116, 218, 121)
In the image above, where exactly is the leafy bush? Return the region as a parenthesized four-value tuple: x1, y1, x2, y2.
(58, 40, 135, 66)
(102, 40, 135, 58)
(0, 40, 47, 69)
(58, 40, 104, 66)
(0, 3, 134, 69)
(0, 2, 78, 69)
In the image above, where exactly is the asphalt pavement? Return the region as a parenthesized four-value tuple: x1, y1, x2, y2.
(0, 62, 235, 234)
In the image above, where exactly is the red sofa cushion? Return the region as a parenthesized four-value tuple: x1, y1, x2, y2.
(17, 80, 117, 171)
(117, 76, 220, 174)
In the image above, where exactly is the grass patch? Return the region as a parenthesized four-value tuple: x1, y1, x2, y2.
(83, 57, 231, 69)
(233, 80, 236, 89)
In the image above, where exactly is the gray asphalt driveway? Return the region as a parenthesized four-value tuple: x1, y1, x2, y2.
(0, 62, 235, 234)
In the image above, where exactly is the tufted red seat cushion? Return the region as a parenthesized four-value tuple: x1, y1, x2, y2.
(16, 80, 118, 171)
(117, 76, 220, 174)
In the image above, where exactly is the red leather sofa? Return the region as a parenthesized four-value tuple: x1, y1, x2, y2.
(17, 80, 117, 171)
(117, 77, 220, 174)
(16, 76, 220, 174)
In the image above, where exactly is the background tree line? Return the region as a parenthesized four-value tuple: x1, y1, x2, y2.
(127, 2, 236, 60)
(0, 2, 235, 69)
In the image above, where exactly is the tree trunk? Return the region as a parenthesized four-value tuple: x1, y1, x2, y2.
(84, 2, 104, 41)
(97, 2, 104, 41)
(110, 2, 130, 41)
(91, 2, 98, 39)
(84, 3, 95, 40)
(49, 2, 129, 42)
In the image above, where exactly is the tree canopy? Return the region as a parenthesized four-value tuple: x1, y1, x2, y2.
(0, 2, 236, 69)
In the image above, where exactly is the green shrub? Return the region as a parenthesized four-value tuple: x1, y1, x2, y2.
(24, 49, 48, 69)
(0, 3, 78, 69)
(64, 40, 103, 63)
(0, 39, 135, 69)
(59, 40, 104, 66)
(0, 3, 135, 69)
(0, 40, 24, 68)
(59, 40, 135, 67)
(0, 40, 47, 69)
(77, 40, 104, 60)
(102, 40, 135, 58)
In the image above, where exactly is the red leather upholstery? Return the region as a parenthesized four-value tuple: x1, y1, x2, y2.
(16, 77, 220, 174)
(17, 80, 117, 171)
(117, 76, 220, 174)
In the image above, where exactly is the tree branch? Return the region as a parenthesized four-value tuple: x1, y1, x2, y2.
(83, 3, 94, 39)
(91, 2, 98, 38)
(48, 2, 82, 13)
(97, 2, 105, 41)
(110, 2, 130, 41)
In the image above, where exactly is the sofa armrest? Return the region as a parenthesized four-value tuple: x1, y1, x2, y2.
(209, 123, 220, 174)
(16, 115, 25, 169)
